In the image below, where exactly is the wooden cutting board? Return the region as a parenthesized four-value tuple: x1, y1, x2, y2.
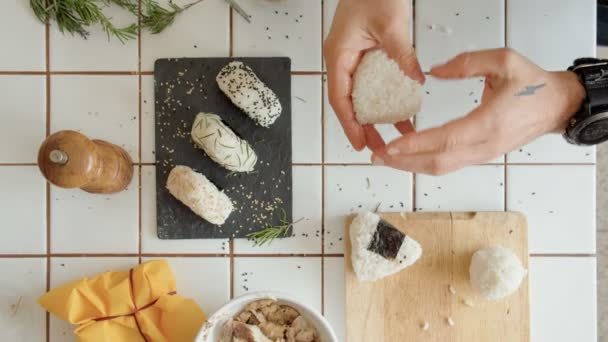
(345, 212, 529, 342)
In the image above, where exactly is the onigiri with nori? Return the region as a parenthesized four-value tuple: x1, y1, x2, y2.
(350, 211, 422, 282)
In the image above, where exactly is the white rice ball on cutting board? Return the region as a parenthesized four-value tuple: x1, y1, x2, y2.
(216, 61, 282, 127)
(350, 211, 422, 282)
(351, 49, 422, 124)
(191, 112, 257, 172)
(166, 165, 233, 225)
(469, 246, 527, 300)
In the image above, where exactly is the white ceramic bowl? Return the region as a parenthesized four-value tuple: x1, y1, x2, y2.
(194, 291, 338, 342)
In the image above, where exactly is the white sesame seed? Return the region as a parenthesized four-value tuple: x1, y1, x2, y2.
(463, 299, 475, 307)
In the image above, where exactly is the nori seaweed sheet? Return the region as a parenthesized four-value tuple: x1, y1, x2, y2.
(367, 219, 406, 259)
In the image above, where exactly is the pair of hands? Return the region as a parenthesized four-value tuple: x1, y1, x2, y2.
(324, 0, 585, 175)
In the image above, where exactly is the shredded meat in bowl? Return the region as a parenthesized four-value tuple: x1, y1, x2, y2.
(220, 299, 320, 342)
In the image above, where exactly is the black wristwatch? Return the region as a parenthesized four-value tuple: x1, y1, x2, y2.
(565, 58, 608, 145)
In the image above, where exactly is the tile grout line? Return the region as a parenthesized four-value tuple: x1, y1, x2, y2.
(45, 14, 51, 342)
(229, 239, 235, 299)
(138, 0, 143, 265)
(229, 6, 234, 58)
(504, 161, 508, 211)
(320, 0, 326, 316)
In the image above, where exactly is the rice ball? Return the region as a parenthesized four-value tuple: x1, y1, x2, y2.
(351, 49, 422, 124)
(469, 246, 527, 300)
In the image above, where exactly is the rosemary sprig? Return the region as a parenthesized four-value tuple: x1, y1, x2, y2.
(29, 0, 203, 43)
(141, 0, 203, 34)
(246, 209, 303, 246)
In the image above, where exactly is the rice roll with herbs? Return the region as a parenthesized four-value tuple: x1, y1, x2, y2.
(216, 61, 282, 127)
(350, 211, 422, 282)
(166, 165, 233, 225)
(191, 112, 257, 172)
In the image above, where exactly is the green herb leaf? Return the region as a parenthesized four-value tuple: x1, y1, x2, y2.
(246, 209, 303, 246)
(29, 0, 203, 42)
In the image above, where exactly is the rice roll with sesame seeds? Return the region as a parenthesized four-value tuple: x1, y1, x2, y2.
(350, 211, 422, 282)
(191, 112, 257, 172)
(166, 165, 233, 225)
(216, 61, 282, 127)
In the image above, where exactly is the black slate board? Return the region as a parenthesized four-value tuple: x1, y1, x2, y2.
(154, 57, 292, 239)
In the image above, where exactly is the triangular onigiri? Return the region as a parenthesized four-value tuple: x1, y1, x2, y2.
(350, 211, 422, 282)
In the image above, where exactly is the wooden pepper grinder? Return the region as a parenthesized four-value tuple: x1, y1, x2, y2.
(38, 130, 133, 194)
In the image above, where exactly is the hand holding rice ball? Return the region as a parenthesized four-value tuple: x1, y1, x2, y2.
(469, 246, 527, 300)
(352, 50, 422, 125)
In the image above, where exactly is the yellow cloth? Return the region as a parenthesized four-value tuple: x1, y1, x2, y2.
(38, 260, 207, 342)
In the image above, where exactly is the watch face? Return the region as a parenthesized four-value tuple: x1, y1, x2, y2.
(579, 118, 608, 145)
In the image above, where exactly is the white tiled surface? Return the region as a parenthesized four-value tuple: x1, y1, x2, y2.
(416, 77, 503, 163)
(324, 166, 413, 253)
(0, 167, 46, 254)
(507, 165, 596, 254)
(51, 76, 140, 162)
(233, 257, 322, 312)
(50, 4, 138, 71)
(416, 77, 484, 131)
(0, 75, 46, 163)
(141, 0, 230, 72)
(142, 257, 230, 316)
(507, 0, 596, 71)
(0, 258, 46, 342)
(141, 75, 156, 163)
(415, 0, 505, 71)
(0, 1, 598, 341)
(0, 0, 45, 71)
(292, 76, 323, 163)
(233, 0, 322, 71)
(416, 165, 505, 212)
(51, 184, 139, 253)
(507, 134, 596, 163)
(530, 257, 597, 342)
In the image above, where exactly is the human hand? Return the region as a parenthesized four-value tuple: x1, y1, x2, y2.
(371, 48, 586, 175)
(324, 0, 425, 151)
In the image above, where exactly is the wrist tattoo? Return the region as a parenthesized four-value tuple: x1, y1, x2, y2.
(515, 83, 546, 96)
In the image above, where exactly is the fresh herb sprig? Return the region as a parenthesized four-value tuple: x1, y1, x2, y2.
(29, 0, 203, 43)
(141, 0, 203, 34)
(246, 209, 303, 246)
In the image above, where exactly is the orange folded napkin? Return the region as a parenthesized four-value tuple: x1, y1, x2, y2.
(38, 260, 207, 342)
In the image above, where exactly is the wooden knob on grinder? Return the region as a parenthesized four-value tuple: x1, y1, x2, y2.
(38, 130, 133, 194)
